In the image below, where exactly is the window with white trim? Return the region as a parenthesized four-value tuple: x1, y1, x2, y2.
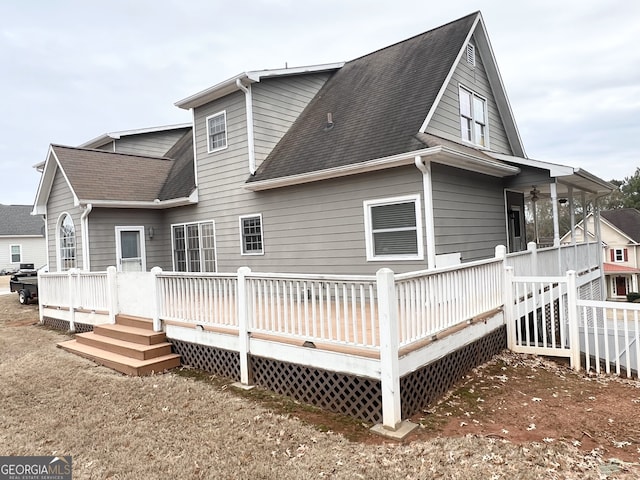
(240, 214, 263, 255)
(612, 248, 628, 263)
(459, 86, 487, 147)
(206, 111, 227, 153)
(172, 221, 216, 272)
(10, 244, 21, 263)
(364, 195, 423, 261)
(58, 213, 76, 270)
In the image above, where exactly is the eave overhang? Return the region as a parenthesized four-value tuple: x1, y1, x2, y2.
(245, 147, 519, 191)
(175, 63, 345, 110)
(74, 189, 199, 210)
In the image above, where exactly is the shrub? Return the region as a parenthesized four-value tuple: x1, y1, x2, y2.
(626, 292, 640, 303)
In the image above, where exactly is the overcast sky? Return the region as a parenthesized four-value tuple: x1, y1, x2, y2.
(1, 0, 639, 205)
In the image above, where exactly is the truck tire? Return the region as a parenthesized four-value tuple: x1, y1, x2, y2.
(18, 290, 29, 305)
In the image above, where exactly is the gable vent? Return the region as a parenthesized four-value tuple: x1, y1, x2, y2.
(466, 43, 476, 66)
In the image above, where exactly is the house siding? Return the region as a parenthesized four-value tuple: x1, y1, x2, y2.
(252, 74, 331, 168)
(94, 130, 190, 157)
(46, 169, 83, 271)
(87, 209, 170, 271)
(426, 34, 512, 155)
(432, 163, 507, 262)
(0, 236, 46, 270)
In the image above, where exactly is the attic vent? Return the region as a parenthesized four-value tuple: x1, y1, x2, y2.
(466, 43, 476, 66)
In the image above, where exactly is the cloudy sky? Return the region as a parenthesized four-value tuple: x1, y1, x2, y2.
(1, 0, 639, 205)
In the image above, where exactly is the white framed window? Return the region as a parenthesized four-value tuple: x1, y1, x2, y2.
(363, 195, 423, 261)
(459, 85, 487, 147)
(10, 244, 21, 263)
(57, 213, 76, 271)
(239, 214, 264, 255)
(172, 221, 217, 272)
(206, 110, 227, 153)
(612, 248, 628, 263)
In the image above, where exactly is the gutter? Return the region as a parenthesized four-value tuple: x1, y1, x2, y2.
(80, 203, 92, 271)
(414, 157, 436, 269)
(236, 78, 257, 175)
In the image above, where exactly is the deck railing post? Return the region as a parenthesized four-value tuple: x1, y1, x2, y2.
(504, 267, 515, 350)
(527, 242, 538, 276)
(237, 267, 253, 386)
(151, 266, 163, 332)
(377, 268, 401, 430)
(566, 270, 581, 371)
(106, 266, 118, 324)
(37, 269, 45, 324)
(68, 268, 78, 333)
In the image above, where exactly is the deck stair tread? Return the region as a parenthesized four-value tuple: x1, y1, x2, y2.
(75, 332, 173, 360)
(57, 314, 181, 376)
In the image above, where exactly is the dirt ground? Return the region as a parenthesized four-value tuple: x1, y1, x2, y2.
(1, 294, 639, 479)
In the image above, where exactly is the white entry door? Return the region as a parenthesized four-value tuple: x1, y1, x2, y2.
(116, 226, 146, 272)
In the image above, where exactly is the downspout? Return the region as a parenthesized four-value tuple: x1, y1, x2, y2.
(80, 203, 92, 271)
(236, 78, 257, 175)
(414, 156, 436, 269)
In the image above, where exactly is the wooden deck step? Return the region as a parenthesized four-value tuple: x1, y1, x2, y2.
(58, 339, 181, 376)
(116, 314, 154, 331)
(75, 332, 173, 360)
(94, 323, 166, 345)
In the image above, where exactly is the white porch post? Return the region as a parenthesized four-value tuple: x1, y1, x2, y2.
(550, 181, 560, 247)
(504, 266, 515, 350)
(68, 268, 77, 333)
(151, 266, 163, 332)
(566, 270, 581, 371)
(527, 241, 538, 276)
(37, 268, 44, 324)
(376, 268, 401, 430)
(237, 267, 253, 386)
(106, 266, 118, 324)
(593, 199, 606, 300)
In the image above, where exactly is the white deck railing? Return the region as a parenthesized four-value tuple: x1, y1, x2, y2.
(39, 269, 109, 312)
(246, 272, 379, 348)
(506, 242, 598, 277)
(394, 257, 503, 347)
(157, 272, 239, 330)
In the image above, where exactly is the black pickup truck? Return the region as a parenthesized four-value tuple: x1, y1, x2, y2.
(9, 264, 38, 305)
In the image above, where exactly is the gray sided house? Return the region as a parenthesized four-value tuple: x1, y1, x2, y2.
(34, 12, 611, 275)
(0, 204, 46, 272)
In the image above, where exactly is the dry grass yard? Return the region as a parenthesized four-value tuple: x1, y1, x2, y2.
(1, 292, 640, 479)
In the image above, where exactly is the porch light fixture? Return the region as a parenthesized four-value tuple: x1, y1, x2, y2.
(148, 227, 155, 240)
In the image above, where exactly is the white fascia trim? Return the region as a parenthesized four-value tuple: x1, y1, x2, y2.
(486, 152, 574, 177)
(33, 147, 79, 215)
(419, 13, 481, 133)
(245, 146, 519, 191)
(79, 123, 192, 148)
(78, 195, 197, 209)
(0, 235, 43, 239)
(175, 62, 344, 110)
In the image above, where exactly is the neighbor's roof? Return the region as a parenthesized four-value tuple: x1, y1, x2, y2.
(248, 12, 479, 183)
(603, 262, 640, 274)
(601, 209, 640, 243)
(0, 204, 44, 236)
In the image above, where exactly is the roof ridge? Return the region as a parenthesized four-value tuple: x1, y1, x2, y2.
(51, 144, 173, 161)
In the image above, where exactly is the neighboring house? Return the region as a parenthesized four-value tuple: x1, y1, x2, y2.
(0, 204, 46, 271)
(33, 11, 612, 276)
(562, 208, 640, 300)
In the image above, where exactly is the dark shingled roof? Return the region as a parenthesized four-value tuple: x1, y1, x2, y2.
(51, 129, 194, 204)
(158, 129, 196, 200)
(601, 208, 640, 243)
(248, 12, 478, 183)
(0, 205, 44, 236)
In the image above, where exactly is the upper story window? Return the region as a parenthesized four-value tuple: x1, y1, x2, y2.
(611, 248, 628, 263)
(206, 110, 227, 153)
(58, 213, 76, 271)
(459, 86, 487, 147)
(240, 214, 264, 255)
(363, 195, 423, 261)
